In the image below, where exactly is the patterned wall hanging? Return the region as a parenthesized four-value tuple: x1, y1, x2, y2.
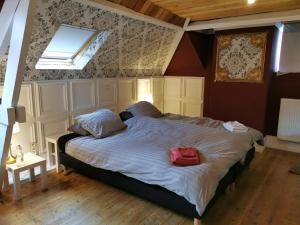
(215, 32, 267, 83)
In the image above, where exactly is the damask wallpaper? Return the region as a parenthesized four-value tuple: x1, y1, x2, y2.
(0, 0, 178, 82)
(215, 32, 267, 83)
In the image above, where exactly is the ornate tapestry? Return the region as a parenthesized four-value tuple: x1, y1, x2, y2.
(215, 32, 267, 83)
(0, 0, 177, 82)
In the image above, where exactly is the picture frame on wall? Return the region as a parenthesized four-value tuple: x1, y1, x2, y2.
(215, 32, 267, 83)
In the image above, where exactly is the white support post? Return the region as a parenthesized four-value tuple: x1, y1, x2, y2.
(0, 125, 13, 192)
(2, 0, 36, 107)
(0, 0, 20, 58)
(0, 0, 36, 193)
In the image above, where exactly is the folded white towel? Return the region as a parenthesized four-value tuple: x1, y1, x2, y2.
(224, 122, 248, 130)
(223, 121, 248, 133)
(223, 124, 248, 133)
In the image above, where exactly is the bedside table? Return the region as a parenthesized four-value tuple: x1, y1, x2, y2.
(4, 153, 48, 201)
(46, 133, 67, 173)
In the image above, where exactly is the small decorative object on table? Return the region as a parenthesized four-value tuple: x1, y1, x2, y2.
(6, 122, 21, 164)
(6, 144, 17, 165)
(16, 145, 24, 166)
(30, 142, 40, 156)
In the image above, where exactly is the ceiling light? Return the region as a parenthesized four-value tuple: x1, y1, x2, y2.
(248, 0, 256, 4)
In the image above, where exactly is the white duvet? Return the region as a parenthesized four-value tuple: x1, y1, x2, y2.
(66, 116, 262, 216)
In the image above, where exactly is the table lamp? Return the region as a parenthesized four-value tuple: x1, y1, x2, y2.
(6, 122, 21, 164)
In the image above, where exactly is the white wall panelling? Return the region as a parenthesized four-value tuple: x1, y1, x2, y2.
(135, 77, 164, 112)
(137, 78, 152, 102)
(164, 76, 204, 117)
(164, 100, 181, 115)
(135, 77, 164, 111)
(97, 78, 118, 112)
(19, 84, 35, 121)
(35, 81, 69, 152)
(118, 78, 137, 112)
(182, 77, 204, 117)
(37, 117, 69, 151)
(69, 79, 97, 115)
(0, 76, 204, 153)
(164, 77, 182, 114)
(35, 81, 68, 120)
(151, 77, 164, 112)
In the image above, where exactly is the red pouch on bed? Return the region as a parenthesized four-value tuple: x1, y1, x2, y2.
(170, 147, 201, 166)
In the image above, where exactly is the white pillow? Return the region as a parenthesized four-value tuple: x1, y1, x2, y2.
(75, 109, 127, 138)
(126, 101, 162, 118)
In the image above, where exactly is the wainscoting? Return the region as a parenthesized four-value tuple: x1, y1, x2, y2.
(0, 76, 204, 154)
(0, 77, 163, 154)
(164, 76, 204, 117)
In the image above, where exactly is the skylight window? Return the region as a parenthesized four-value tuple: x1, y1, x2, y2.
(274, 23, 284, 73)
(277, 22, 300, 74)
(36, 24, 110, 70)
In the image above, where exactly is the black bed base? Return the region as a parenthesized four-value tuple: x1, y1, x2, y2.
(59, 147, 254, 219)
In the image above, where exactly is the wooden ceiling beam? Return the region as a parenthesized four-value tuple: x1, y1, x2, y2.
(81, 0, 184, 30)
(105, 0, 186, 26)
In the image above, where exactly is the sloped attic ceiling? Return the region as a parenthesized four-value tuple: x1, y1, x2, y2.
(0, 0, 178, 82)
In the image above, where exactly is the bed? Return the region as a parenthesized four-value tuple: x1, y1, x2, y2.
(58, 114, 262, 224)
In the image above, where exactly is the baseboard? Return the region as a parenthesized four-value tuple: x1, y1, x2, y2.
(254, 142, 265, 153)
(265, 135, 300, 154)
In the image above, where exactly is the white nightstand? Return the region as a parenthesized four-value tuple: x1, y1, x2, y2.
(4, 153, 48, 201)
(46, 133, 67, 173)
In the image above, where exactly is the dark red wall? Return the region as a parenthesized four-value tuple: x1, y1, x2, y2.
(207, 27, 276, 133)
(0, 0, 4, 11)
(165, 32, 213, 76)
(266, 73, 300, 135)
(165, 27, 277, 133)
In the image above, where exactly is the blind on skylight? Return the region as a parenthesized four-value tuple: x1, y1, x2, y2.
(42, 24, 96, 60)
(279, 23, 300, 74)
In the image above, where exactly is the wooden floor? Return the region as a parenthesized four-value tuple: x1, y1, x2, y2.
(1, 148, 300, 225)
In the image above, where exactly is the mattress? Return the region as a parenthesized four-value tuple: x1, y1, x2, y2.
(65, 116, 262, 216)
(162, 113, 263, 143)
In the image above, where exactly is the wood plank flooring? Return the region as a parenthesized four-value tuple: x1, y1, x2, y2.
(1, 148, 300, 225)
